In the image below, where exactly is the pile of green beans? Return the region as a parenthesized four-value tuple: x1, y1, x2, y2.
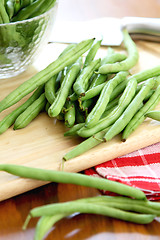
(0, 33, 160, 160)
(0, 0, 57, 23)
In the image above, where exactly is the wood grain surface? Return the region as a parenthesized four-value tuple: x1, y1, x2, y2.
(0, 0, 160, 239)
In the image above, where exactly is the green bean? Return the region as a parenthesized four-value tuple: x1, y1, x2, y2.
(64, 101, 76, 128)
(28, 201, 154, 224)
(98, 29, 139, 74)
(77, 78, 137, 138)
(0, 38, 94, 113)
(145, 110, 160, 121)
(13, 93, 46, 129)
(104, 77, 156, 142)
(64, 127, 109, 160)
(122, 84, 160, 140)
(64, 123, 84, 136)
(0, 86, 44, 134)
(48, 58, 82, 117)
(14, 0, 21, 14)
(44, 75, 57, 104)
(73, 58, 101, 96)
(45, 101, 50, 113)
(80, 82, 106, 101)
(85, 71, 129, 128)
(11, 0, 45, 21)
(0, 164, 146, 199)
(20, 0, 33, 8)
(34, 214, 67, 240)
(83, 39, 102, 68)
(5, 0, 14, 19)
(75, 107, 85, 123)
(0, 0, 10, 23)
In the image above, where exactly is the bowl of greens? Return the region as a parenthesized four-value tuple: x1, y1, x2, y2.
(0, 0, 58, 79)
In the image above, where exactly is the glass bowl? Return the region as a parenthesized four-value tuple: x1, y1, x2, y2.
(0, 1, 58, 79)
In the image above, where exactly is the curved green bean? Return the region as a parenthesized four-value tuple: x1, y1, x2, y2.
(85, 71, 129, 128)
(0, 0, 10, 23)
(0, 164, 146, 199)
(104, 77, 156, 142)
(44, 74, 57, 104)
(14, 93, 46, 129)
(5, 0, 14, 19)
(64, 123, 84, 136)
(0, 38, 94, 113)
(145, 110, 160, 121)
(0, 86, 44, 134)
(48, 58, 82, 117)
(122, 84, 160, 140)
(98, 29, 139, 74)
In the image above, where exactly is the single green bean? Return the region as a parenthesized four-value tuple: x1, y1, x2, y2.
(5, 0, 14, 19)
(0, 38, 94, 113)
(73, 58, 101, 96)
(48, 58, 82, 117)
(33, 214, 68, 240)
(13, 93, 46, 129)
(77, 78, 137, 138)
(28, 201, 154, 224)
(0, 0, 10, 23)
(85, 71, 129, 128)
(0, 164, 146, 199)
(64, 101, 76, 128)
(83, 38, 102, 68)
(14, 0, 21, 14)
(122, 84, 160, 140)
(98, 29, 139, 74)
(104, 77, 156, 142)
(145, 110, 160, 121)
(44, 74, 57, 104)
(0, 86, 44, 134)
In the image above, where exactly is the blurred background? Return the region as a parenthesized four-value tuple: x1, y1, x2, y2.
(56, 0, 160, 21)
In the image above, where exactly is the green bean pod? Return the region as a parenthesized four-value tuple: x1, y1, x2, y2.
(34, 214, 67, 240)
(0, 0, 10, 23)
(85, 71, 129, 128)
(13, 93, 46, 129)
(78, 78, 137, 138)
(98, 29, 139, 74)
(5, 0, 14, 19)
(0, 164, 146, 200)
(73, 58, 101, 96)
(28, 0, 56, 18)
(0, 38, 94, 113)
(29, 201, 154, 224)
(0, 86, 44, 134)
(48, 58, 82, 117)
(44, 74, 57, 104)
(145, 110, 160, 121)
(64, 101, 76, 128)
(83, 39, 102, 68)
(104, 77, 156, 142)
(122, 84, 160, 140)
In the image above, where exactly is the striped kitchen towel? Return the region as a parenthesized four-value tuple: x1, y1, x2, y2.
(85, 142, 160, 200)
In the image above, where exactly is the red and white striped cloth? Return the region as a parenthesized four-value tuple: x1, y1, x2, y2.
(85, 142, 160, 200)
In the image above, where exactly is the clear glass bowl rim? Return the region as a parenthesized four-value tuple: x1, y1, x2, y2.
(0, 0, 58, 27)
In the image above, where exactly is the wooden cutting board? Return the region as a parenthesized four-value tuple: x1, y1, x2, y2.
(0, 40, 160, 202)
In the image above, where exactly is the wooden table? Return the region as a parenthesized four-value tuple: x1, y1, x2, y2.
(1, 1, 160, 239)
